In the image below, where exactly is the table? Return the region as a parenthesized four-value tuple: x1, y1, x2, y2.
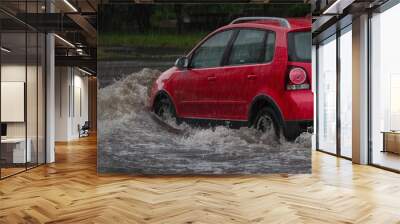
(382, 131, 400, 154)
(1, 138, 31, 163)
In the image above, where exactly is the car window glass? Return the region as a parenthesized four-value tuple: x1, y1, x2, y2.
(288, 31, 311, 62)
(228, 29, 266, 65)
(190, 30, 233, 68)
(265, 32, 276, 62)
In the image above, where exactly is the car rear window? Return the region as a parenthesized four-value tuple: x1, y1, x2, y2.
(288, 31, 311, 62)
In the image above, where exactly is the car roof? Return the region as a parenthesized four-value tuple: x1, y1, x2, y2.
(286, 18, 312, 29)
(220, 17, 311, 31)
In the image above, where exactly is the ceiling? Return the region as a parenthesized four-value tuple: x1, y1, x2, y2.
(0, 0, 97, 74)
(1, 0, 314, 74)
(311, 0, 390, 41)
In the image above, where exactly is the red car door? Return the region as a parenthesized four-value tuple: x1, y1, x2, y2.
(217, 64, 256, 121)
(215, 29, 272, 121)
(175, 67, 220, 119)
(175, 29, 235, 119)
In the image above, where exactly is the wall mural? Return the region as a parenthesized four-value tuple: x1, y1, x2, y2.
(97, 3, 313, 174)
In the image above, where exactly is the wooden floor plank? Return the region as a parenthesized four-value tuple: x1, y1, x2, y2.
(0, 135, 399, 223)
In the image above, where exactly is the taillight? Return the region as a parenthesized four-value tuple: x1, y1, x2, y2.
(286, 67, 310, 90)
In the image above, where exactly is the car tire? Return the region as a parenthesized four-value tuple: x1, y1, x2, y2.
(154, 96, 180, 124)
(254, 107, 280, 138)
(154, 97, 174, 118)
(283, 124, 302, 141)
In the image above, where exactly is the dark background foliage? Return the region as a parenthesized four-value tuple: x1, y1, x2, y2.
(99, 4, 310, 34)
(97, 3, 310, 80)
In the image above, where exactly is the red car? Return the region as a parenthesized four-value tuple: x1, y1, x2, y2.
(150, 17, 312, 140)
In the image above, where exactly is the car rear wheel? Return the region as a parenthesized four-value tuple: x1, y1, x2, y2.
(282, 123, 302, 141)
(254, 107, 280, 138)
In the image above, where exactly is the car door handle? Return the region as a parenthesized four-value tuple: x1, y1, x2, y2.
(207, 76, 216, 81)
(247, 74, 257, 80)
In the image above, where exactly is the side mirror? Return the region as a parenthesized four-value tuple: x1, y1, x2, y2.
(175, 56, 189, 70)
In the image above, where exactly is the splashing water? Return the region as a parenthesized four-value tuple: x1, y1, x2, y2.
(98, 68, 312, 174)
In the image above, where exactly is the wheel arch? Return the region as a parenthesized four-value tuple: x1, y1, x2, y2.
(152, 90, 177, 112)
(248, 94, 284, 128)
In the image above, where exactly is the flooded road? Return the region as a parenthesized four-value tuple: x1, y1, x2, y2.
(97, 68, 311, 174)
(98, 60, 173, 87)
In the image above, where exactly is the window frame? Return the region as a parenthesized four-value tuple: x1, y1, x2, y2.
(0, 1, 48, 180)
(188, 27, 276, 69)
(369, 2, 400, 172)
(314, 21, 353, 161)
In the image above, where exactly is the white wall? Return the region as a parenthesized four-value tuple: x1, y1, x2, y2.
(1, 82, 25, 122)
(1, 65, 26, 129)
(1, 65, 38, 138)
(1, 63, 46, 164)
(55, 67, 89, 141)
(1, 65, 26, 140)
(72, 73, 89, 138)
(55, 66, 70, 141)
(1, 65, 25, 81)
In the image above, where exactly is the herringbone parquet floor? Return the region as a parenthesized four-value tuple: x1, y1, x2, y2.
(1, 134, 400, 224)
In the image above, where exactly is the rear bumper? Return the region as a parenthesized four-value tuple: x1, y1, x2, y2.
(282, 120, 313, 140)
(280, 90, 313, 121)
(284, 120, 313, 132)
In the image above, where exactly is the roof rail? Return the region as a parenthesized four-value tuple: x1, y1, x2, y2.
(230, 17, 291, 28)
